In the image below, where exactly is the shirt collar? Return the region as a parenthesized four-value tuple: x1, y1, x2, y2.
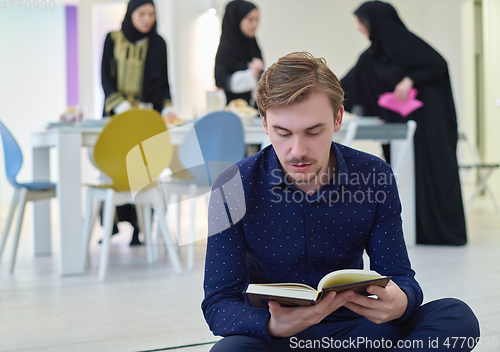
(266, 142, 350, 190)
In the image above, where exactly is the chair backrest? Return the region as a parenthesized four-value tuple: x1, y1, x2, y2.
(0, 120, 23, 188)
(178, 111, 245, 186)
(94, 109, 173, 192)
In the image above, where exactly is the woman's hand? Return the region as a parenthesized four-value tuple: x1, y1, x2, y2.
(394, 77, 414, 102)
(249, 58, 264, 78)
(343, 280, 408, 324)
(266, 290, 354, 338)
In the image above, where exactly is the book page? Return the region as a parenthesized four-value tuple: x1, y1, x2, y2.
(317, 269, 383, 291)
(245, 283, 318, 302)
(247, 282, 315, 292)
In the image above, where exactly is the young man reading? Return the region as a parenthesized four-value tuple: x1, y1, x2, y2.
(202, 52, 479, 351)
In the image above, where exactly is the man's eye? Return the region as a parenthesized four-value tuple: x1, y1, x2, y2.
(307, 131, 320, 136)
(277, 133, 291, 137)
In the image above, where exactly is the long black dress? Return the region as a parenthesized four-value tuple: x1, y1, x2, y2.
(214, 0, 262, 105)
(340, 1, 466, 245)
(100, 0, 172, 244)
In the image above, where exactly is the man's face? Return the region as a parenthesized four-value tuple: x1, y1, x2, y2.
(262, 92, 343, 185)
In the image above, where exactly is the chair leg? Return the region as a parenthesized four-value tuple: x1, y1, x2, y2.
(152, 211, 163, 262)
(136, 204, 145, 238)
(469, 169, 493, 202)
(87, 200, 101, 263)
(99, 189, 116, 281)
(155, 207, 182, 274)
(9, 188, 28, 273)
(188, 184, 197, 270)
(168, 193, 181, 255)
(82, 188, 96, 269)
(142, 206, 153, 264)
(478, 170, 500, 212)
(0, 189, 20, 262)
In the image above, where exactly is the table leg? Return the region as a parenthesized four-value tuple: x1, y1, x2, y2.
(391, 140, 416, 246)
(32, 147, 52, 256)
(57, 132, 85, 275)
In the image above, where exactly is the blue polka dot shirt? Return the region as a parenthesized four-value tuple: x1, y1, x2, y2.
(202, 143, 423, 342)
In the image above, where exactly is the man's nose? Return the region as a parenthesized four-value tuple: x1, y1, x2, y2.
(290, 136, 308, 160)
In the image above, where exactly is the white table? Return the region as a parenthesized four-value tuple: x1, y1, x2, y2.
(31, 118, 414, 276)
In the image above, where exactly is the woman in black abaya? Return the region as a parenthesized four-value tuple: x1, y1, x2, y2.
(100, 0, 174, 245)
(215, 0, 263, 106)
(341, 1, 467, 245)
(102, 0, 173, 117)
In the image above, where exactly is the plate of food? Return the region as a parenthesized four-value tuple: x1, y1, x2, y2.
(226, 99, 259, 126)
(163, 115, 185, 128)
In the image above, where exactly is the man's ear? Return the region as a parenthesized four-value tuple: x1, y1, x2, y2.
(334, 106, 344, 133)
(261, 114, 269, 135)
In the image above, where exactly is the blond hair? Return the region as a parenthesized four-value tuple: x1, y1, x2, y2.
(256, 51, 344, 118)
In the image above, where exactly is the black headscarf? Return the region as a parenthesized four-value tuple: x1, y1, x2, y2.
(215, 0, 262, 75)
(354, 1, 446, 69)
(122, 0, 158, 43)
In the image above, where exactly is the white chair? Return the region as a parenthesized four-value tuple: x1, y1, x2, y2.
(458, 132, 499, 212)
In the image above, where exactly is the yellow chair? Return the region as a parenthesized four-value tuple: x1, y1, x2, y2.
(82, 109, 181, 280)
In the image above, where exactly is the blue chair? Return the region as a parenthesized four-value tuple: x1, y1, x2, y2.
(0, 120, 56, 273)
(159, 111, 245, 269)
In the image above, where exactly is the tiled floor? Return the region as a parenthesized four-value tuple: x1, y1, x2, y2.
(0, 194, 499, 351)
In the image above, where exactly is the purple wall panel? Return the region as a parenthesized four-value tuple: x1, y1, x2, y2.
(65, 5, 79, 106)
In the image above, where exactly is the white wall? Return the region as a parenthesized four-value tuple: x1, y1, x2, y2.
(161, 0, 221, 119)
(91, 2, 127, 118)
(482, 0, 500, 190)
(0, 5, 66, 204)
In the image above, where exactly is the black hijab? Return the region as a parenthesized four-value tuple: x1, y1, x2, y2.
(122, 0, 158, 43)
(215, 0, 262, 74)
(354, 1, 446, 69)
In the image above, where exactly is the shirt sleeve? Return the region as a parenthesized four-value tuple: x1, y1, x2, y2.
(202, 169, 274, 342)
(228, 68, 258, 94)
(113, 100, 132, 115)
(366, 164, 423, 322)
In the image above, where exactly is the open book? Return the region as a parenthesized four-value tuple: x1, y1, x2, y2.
(244, 269, 390, 308)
